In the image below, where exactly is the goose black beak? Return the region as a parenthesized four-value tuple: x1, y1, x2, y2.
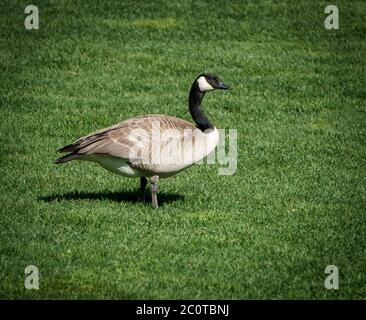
(217, 82, 231, 90)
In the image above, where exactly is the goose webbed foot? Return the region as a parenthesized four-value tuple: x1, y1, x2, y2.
(150, 175, 159, 208)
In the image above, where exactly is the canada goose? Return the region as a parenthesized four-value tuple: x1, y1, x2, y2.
(55, 73, 231, 208)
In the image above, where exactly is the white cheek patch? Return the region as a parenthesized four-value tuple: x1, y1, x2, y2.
(197, 76, 214, 92)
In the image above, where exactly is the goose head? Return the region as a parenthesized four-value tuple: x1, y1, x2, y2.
(196, 73, 231, 93)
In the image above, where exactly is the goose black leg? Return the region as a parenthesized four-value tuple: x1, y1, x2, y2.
(140, 177, 148, 202)
(150, 175, 159, 208)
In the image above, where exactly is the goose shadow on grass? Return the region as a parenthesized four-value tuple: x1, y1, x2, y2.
(39, 189, 184, 206)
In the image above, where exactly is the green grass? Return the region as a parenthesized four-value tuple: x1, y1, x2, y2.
(1, 0, 365, 299)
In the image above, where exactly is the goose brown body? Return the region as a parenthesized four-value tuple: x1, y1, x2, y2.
(56, 114, 219, 178)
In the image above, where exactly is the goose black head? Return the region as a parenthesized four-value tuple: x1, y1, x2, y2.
(196, 73, 231, 93)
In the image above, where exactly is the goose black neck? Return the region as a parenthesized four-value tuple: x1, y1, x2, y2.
(189, 82, 214, 132)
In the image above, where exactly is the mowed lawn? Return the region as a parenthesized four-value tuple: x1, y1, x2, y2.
(0, 0, 365, 299)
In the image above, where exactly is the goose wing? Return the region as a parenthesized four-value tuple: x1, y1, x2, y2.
(56, 115, 196, 165)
